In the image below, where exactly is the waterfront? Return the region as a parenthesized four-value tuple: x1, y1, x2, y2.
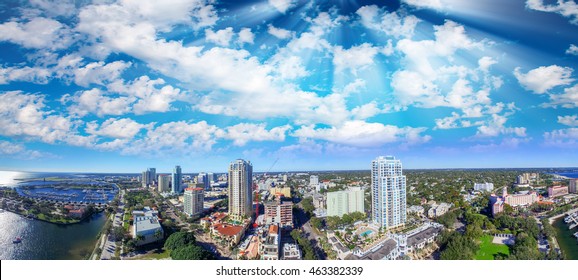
(0, 210, 106, 260)
(552, 216, 578, 260)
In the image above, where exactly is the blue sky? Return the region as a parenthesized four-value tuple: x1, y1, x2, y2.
(0, 0, 577, 173)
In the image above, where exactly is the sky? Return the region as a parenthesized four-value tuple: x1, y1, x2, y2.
(0, 0, 577, 173)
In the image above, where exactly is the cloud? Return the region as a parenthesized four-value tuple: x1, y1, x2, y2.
(351, 102, 382, 120)
(543, 128, 578, 148)
(356, 5, 420, 38)
(268, 0, 296, 13)
(547, 84, 578, 108)
(469, 137, 530, 152)
(514, 65, 574, 94)
(72, 60, 132, 87)
(476, 114, 526, 138)
(0, 66, 52, 84)
(218, 123, 292, 146)
(85, 118, 151, 139)
(121, 121, 221, 155)
(558, 115, 578, 126)
(526, 0, 578, 25)
(401, 0, 444, 10)
(206, 27, 235, 46)
(293, 120, 431, 147)
(0, 140, 53, 159)
(333, 43, 380, 74)
(268, 24, 293, 39)
(107, 76, 186, 115)
(238, 28, 255, 45)
(0, 17, 73, 50)
(567, 44, 578, 55)
(0, 91, 92, 146)
(64, 88, 134, 117)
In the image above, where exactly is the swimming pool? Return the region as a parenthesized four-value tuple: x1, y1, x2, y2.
(360, 230, 373, 237)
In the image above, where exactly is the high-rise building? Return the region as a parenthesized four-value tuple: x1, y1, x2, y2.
(141, 170, 149, 188)
(172, 165, 182, 193)
(228, 159, 253, 220)
(148, 168, 156, 186)
(569, 179, 578, 194)
(198, 172, 210, 190)
(371, 156, 407, 230)
(184, 187, 204, 217)
(208, 173, 217, 184)
(327, 187, 364, 217)
(158, 174, 170, 192)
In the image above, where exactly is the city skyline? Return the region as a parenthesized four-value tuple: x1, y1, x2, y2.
(1, 0, 578, 173)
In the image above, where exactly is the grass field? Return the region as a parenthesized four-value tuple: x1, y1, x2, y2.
(475, 235, 510, 260)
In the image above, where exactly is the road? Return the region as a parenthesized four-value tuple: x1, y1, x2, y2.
(294, 199, 326, 260)
(100, 189, 125, 260)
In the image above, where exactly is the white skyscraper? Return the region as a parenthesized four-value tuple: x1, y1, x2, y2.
(172, 165, 182, 193)
(228, 159, 253, 220)
(310, 175, 319, 186)
(371, 156, 407, 230)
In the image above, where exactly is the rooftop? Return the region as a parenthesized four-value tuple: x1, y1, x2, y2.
(213, 223, 244, 237)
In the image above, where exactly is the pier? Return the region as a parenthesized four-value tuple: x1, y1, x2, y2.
(564, 212, 578, 230)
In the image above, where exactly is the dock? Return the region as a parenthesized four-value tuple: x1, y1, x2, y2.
(564, 212, 578, 230)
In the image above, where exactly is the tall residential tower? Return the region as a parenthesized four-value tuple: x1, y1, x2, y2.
(371, 156, 407, 230)
(172, 165, 182, 193)
(228, 159, 253, 220)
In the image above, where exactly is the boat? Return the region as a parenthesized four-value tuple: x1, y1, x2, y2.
(13, 237, 22, 244)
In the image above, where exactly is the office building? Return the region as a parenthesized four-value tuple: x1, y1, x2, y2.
(158, 174, 170, 192)
(208, 172, 217, 184)
(371, 156, 407, 229)
(172, 165, 182, 193)
(148, 168, 156, 186)
(141, 171, 149, 188)
(326, 187, 364, 217)
(228, 159, 253, 220)
(198, 172, 210, 190)
(184, 187, 204, 217)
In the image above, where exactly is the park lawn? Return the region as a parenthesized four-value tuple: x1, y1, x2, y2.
(129, 249, 171, 260)
(475, 235, 510, 260)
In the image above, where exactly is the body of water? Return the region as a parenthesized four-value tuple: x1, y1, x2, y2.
(0, 171, 80, 187)
(551, 172, 578, 179)
(0, 210, 106, 260)
(552, 216, 578, 260)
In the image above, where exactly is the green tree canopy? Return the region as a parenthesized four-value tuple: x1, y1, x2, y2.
(164, 231, 196, 251)
(170, 244, 214, 260)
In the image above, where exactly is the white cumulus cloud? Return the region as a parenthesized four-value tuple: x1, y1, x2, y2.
(514, 65, 574, 94)
(526, 0, 578, 25)
(268, 0, 296, 13)
(558, 115, 578, 126)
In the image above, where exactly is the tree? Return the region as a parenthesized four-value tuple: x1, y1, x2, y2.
(170, 245, 214, 260)
(112, 226, 127, 241)
(310, 217, 322, 230)
(164, 231, 196, 251)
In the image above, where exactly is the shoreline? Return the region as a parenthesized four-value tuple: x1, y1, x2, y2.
(1, 205, 102, 225)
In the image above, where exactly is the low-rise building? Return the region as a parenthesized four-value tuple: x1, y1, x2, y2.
(132, 215, 163, 246)
(347, 238, 399, 260)
(269, 187, 291, 198)
(427, 203, 451, 218)
(211, 223, 246, 247)
(282, 243, 301, 260)
(474, 182, 494, 192)
(260, 224, 280, 260)
(548, 185, 569, 198)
